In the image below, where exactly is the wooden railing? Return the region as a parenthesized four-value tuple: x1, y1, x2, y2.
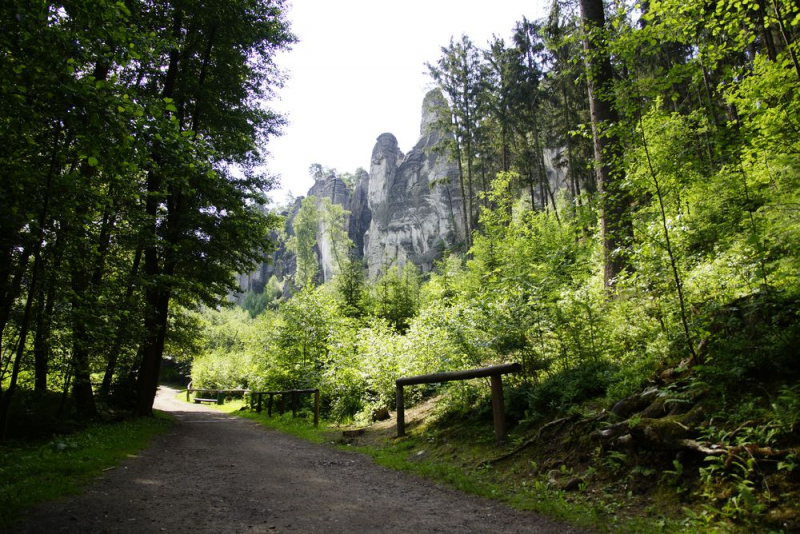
(396, 363, 521, 444)
(185, 387, 320, 426)
(251, 389, 320, 427)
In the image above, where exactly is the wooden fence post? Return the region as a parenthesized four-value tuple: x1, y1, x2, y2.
(490, 375, 507, 444)
(313, 390, 320, 427)
(257, 393, 262, 413)
(186, 389, 190, 402)
(268, 393, 274, 417)
(279, 393, 286, 415)
(396, 385, 405, 437)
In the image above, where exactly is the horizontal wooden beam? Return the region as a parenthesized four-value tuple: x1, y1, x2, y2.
(186, 388, 248, 394)
(251, 389, 319, 395)
(395, 363, 521, 387)
(396, 363, 521, 441)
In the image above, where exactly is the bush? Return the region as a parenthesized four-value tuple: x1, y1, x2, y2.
(512, 361, 619, 423)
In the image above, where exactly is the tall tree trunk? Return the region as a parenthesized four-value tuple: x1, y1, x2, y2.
(100, 245, 142, 396)
(69, 57, 114, 419)
(579, 0, 633, 290)
(135, 9, 182, 416)
(0, 249, 43, 440)
(33, 232, 63, 391)
(0, 250, 30, 371)
(453, 125, 472, 249)
(70, 203, 97, 418)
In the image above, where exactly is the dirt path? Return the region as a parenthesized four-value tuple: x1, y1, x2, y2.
(10, 387, 582, 533)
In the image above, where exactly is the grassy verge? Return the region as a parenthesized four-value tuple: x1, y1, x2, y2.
(200, 397, 327, 444)
(344, 435, 694, 533)
(0, 413, 172, 528)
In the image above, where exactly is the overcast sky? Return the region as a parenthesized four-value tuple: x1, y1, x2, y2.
(265, 0, 548, 204)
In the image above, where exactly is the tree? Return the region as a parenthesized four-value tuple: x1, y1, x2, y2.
(318, 197, 352, 278)
(373, 264, 420, 333)
(335, 255, 368, 318)
(578, 0, 634, 290)
(427, 35, 490, 247)
(289, 196, 321, 287)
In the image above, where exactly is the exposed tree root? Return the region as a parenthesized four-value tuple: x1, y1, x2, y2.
(478, 414, 580, 468)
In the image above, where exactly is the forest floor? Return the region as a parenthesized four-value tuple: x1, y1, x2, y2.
(8, 386, 582, 534)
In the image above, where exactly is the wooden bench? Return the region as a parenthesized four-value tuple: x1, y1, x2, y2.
(185, 388, 248, 405)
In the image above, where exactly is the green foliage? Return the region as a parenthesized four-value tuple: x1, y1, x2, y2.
(0, 0, 294, 427)
(334, 256, 369, 318)
(178, 3, 800, 531)
(288, 196, 353, 288)
(288, 196, 321, 287)
(513, 361, 618, 422)
(371, 264, 421, 333)
(241, 276, 283, 318)
(318, 197, 353, 277)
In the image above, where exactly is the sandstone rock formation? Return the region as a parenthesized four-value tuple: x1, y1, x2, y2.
(363, 90, 464, 278)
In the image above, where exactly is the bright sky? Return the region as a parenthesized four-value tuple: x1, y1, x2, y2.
(266, 0, 548, 204)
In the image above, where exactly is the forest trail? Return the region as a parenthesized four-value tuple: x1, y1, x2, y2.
(10, 386, 581, 533)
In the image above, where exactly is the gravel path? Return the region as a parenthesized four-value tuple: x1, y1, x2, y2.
(10, 387, 582, 533)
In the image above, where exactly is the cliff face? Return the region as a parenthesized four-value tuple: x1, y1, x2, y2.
(363, 91, 463, 278)
(347, 168, 371, 260)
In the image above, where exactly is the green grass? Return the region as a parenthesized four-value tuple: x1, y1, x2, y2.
(0, 413, 172, 528)
(207, 397, 327, 443)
